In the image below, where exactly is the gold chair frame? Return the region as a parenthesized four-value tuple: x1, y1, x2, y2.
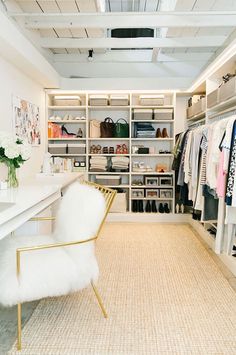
(15, 181, 116, 350)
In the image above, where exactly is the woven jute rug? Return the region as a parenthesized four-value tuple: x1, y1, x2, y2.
(8, 223, 236, 354)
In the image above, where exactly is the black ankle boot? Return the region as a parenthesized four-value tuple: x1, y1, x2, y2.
(159, 203, 164, 213)
(151, 200, 157, 213)
(145, 200, 151, 213)
(164, 203, 170, 213)
(138, 200, 144, 213)
(132, 200, 138, 212)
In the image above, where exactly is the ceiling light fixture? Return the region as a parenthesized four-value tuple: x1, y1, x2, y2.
(88, 49, 94, 62)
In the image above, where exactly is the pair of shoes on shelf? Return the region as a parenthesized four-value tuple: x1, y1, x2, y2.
(102, 146, 114, 154)
(132, 179, 143, 186)
(145, 200, 157, 213)
(159, 203, 170, 213)
(116, 144, 128, 154)
(156, 128, 169, 138)
(132, 200, 144, 213)
(175, 203, 184, 213)
(90, 145, 102, 154)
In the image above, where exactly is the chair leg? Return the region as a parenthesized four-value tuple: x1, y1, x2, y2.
(17, 303, 22, 351)
(91, 281, 108, 318)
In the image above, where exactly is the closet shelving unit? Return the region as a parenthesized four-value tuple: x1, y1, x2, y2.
(46, 91, 176, 214)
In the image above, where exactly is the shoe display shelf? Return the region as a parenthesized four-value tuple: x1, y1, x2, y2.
(46, 91, 176, 214)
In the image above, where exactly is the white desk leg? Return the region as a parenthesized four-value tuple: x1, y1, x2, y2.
(215, 197, 225, 254)
(226, 223, 236, 255)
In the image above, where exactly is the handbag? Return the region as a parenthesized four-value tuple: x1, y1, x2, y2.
(115, 118, 129, 138)
(90, 120, 101, 138)
(100, 117, 115, 138)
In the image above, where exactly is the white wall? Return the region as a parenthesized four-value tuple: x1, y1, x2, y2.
(0, 55, 46, 182)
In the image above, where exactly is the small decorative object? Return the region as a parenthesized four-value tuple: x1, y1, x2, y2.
(76, 128, 83, 138)
(156, 164, 168, 173)
(0, 131, 31, 187)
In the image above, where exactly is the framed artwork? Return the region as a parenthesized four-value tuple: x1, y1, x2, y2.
(13, 96, 41, 145)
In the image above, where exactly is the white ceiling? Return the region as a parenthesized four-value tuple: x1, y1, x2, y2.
(3, 0, 236, 82)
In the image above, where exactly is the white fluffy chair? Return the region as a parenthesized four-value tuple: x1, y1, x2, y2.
(0, 181, 116, 350)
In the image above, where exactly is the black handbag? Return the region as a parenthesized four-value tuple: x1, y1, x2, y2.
(115, 118, 129, 138)
(100, 117, 115, 138)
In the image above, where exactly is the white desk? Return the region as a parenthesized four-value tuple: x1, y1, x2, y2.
(0, 172, 83, 240)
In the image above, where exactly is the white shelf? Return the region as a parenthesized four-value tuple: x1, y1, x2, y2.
(106, 185, 130, 188)
(131, 185, 173, 188)
(88, 138, 130, 141)
(186, 112, 205, 122)
(132, 105, 174, 109)
(48, 106, 86, 110)
(207, 95, 236, 115)
(131, 197, 174, 201)
(89, 153, 130, 156)
(48, 120, 86, 123)
(131, 138, 174, 141)
(48, 138, 86, 141)
(88, 105, 130, 109)
(50, 154, 86, 157)
(131, 154, 172, 157)
(88, 172, 129, 175)
(131, 171, 174, 175)
(132, 120, 174, 123)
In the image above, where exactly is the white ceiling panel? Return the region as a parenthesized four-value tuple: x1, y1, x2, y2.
(37, 0, 60, 13)
(56, 1, 79, 12)
(70, 28, 87, 38)
(39, 28, 57, 37)
(16, 1, 42, 12)
(76, 0, 97, 12)
(211, 0, 236, 11)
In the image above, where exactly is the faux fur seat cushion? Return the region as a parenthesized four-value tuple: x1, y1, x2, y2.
(0, 183, 106, 307)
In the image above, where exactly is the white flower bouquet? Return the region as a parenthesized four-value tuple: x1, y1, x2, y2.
(0, 132, 31, 187)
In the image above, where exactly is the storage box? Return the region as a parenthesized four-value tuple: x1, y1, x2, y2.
(53, 95, 81, 106)
(110, 95, 129, 106)
(131, 189, 144, 198)
(68, 143, 86, 154)
(146, 189, 159, 198)
(187, 106, 194, 119)
(133, 109, 153, 120)
(89, 95, 109, 106)
(110, 192, 127, 213)
(139, 95, 164, 106)
(192, 97, 206, 116)
(207, 89, 219, 108)
(154, 109, 173, 120)
(48, 144, 67, 155)
(219, 77, 236, 102)
(95, 175, 121, 186)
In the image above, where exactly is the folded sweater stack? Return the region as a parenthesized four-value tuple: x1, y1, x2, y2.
(90, 156, 107, 172)
(134, 123, 155, 138)
(111, 156, 129, 171)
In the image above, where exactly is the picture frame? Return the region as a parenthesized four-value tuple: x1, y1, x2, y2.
(145, 176, 159, 186)
(159, 189, 173, 198)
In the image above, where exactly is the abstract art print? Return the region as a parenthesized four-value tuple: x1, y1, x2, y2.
(13, 96, 41, 145)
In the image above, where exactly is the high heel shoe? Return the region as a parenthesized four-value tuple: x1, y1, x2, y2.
(162, 128, 169, 138)
(156, 128, 162, 138)
(61, 125, 76, 136)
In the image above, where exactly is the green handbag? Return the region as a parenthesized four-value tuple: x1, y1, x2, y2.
(115, 118, 129, 138)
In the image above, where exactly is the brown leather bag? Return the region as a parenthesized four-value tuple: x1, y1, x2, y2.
(100, 117, 115, 138)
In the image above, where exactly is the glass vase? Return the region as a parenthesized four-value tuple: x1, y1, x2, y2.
(7, 163, 18, 188)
